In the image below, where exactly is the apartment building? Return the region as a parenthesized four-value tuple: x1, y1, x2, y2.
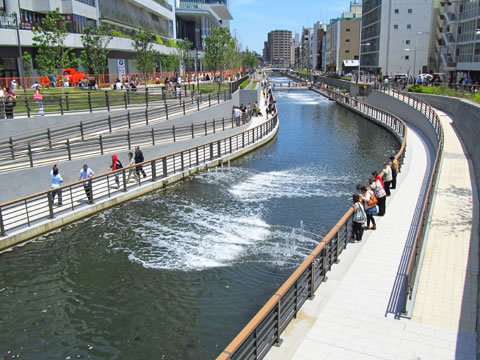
(437, 0, 480, 83)
(310, 21, 327, 71)
(175, 0, 232, 51)
(300, 27, 311, 69)
(0, 0, 177, 78)
(266, 30, 292, 67)
(361, 0, 433, 76)
(326, 1, 362, 73)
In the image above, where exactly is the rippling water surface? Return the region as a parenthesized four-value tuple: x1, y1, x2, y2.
(0, 78, 399, 359)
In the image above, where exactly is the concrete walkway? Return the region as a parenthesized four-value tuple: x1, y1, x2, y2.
(264, 108, 477, 358)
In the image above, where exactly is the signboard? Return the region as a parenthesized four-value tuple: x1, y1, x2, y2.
(61, 14, 73, 22)
(117, 59, 126, 76)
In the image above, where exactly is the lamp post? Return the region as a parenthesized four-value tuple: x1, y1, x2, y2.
(357, 42, 370, 83)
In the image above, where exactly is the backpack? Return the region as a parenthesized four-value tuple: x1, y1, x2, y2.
(353, 204, 366, 223)
(116, 160, 123, 169)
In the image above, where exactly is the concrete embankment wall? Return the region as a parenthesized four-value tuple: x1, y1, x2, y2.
(412, 93, 480, 193)
(280, 72, 364, 97)
(366, 90, 440, 153)
(0, 90, 255, 203)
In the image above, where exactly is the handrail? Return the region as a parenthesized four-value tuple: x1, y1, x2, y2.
(377, 85, 444, 314)
(0, 107, 278, 238)
(216, 85, 408, 360)
(0, 93, 234, 171)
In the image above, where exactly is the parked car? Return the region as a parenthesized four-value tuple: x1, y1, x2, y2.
(418, 74, 433, 82)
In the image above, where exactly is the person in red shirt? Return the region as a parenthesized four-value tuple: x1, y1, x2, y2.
(372, 171, 385, 188)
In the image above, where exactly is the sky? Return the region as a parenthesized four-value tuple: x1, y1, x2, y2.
(228, 0, 356, 54)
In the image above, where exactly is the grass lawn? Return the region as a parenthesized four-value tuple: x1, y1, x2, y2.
(239, 78, 251, 89)
(407, 84, 480, 104)
(10, 83, 232, 115)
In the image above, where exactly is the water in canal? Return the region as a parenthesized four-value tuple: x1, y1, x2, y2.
(0, 78, 400, 359)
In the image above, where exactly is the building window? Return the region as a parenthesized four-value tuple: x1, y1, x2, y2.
(75, 0, 95, 6)
(406, 40, 410, 45)
(394, 24, 398, 29)
(407, 24, 411, 29)
(346, 39, 350, 42)
(408, 9, 412, 14)
(405, 55, 409, 60)
(394, 9, 399, 14)
(345, 50, 350, 53)
(346, 28, 350, 32)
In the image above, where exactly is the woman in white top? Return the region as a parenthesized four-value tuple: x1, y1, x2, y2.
(360, 185, 377, 230)
(369, 177, 387, 216)
(126, 151, 139, 183)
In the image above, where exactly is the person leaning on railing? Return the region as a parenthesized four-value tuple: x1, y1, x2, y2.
(50, 162, 63, 206)
(79, 164, 95, 204)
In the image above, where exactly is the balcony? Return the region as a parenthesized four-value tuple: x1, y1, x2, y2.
(441, 52, 456, 68)
(153, 0, 173, 11)
(442, 32, 456, 45)
(445, 11, 459, 24)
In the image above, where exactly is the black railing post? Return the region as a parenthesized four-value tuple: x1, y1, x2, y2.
(204, 121, 207, 136)
(88, 91, 93, 113)
(162, 157, 167, 177)
(197, 97, 200, 111)
(172, 126, 176, 142)
(48, 192, 54, 219)
(80, 121, 84, 140)
(27, 142, 33, 167)
(165, 104, 169, 120)
(127, 111, 131, 128)
(151, 159, 156, 180)
(0, 207, 5, 236)
(25, 96, 31, 117)
(124, 92, 127, 109)
(145, 108, 149, 125)
(180, 152, 184, 171)
(208, 94, 211, 107)
(66, 93, 70, 111)
(183, 100, 186, 115)
(213, 118, 216, 133)
(122, 169, 127, 192)
(59, 96, 64, 115)
(217, 92, 220, 104)
(127, 131, 131, 149)
(105, 90, 110, 111)
(151, 128, 155, 145)
(145, 87, 149, 108)
(66, 139, 71, 160)
(47, 129, 52, 149)
(222, 117, 225, 131)
(209, 143, 214, 159)
(191, 123, 194, 138)
(108, 115, 112, 133)
(99, 134, 104, 154)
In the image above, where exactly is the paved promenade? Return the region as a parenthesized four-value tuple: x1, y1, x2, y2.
(265, 105, 477, 359)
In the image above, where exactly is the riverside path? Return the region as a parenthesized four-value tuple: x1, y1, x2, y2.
(264, 91, 477, 359)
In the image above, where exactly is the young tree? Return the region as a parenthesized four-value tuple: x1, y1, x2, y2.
(176, 38, 192, 76)
(21, 52, 33, 78)
(80, 26, 113, 83)
(158, 54, 179, 72)
(204, 27, 236, 80)
(132, 28, 157, 87)
(243, 48, 258, 70)
(32, 9, 70, 79)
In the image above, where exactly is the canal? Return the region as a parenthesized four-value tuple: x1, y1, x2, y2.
(0, 79, 400, 359)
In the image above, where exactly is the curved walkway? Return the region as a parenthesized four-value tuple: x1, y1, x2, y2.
(264, 104, 477, 358)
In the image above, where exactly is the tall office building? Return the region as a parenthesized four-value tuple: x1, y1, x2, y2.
(301, 27, 311, 69)
(175, 0, 232, 51)
(437, 0, 480, 82)
(266, 30, 293, 67)
(326, 1, 362, 73)
(0, 0, 176, 78)
(360, 0, 433, 76)
(310, 22, 327, 71)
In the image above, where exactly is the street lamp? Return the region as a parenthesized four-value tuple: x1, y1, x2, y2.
(357, 42, 370, 83)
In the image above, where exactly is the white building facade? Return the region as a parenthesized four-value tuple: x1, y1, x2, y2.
(361, 0, 433, 76)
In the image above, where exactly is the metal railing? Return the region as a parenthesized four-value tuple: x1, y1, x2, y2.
(4, 85, 230, 118)
(377, 85, 444, 314)
(216, 85, 408, 360)
(0, 92, 233, 171)
(0, 112, 277, 238)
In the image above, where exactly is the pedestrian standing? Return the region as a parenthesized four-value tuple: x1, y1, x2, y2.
(50, 163, 63, 206)
(390, 155, 399, 189)
(360, 185, 377, 230)
(79, 164, 94, 204)
(4, 88, 17, 119)
(369, 176, 387, 216)
(33, 85, 44, 116)
(126, 151, 140, 183)
(107, 154, 123, 189)
(383, 162, 393, 196)
(371, 171, 385, 188)
(134, 146, 147, 178)
(352, 194, 366, 241)
(0, 87, 5, 119)
(10, 79, 17, 90)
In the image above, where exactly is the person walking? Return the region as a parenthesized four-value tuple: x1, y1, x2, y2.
(360, 185, 377, 230)
(369, 176, 387, 216)
(390, 155, 399, 189)
(352, 194, 366, 241)
(134, 146, 147, 178)
(0, 87, 5, 119)
(4, 88, 17, 119)
(79, 164, 94, 204)
(383, 162, 393, 196)
(126, 151, 140, 183)
(33, 85, 44, 116)
(108, 154, 123, 189)
(50, 163, 63, 206)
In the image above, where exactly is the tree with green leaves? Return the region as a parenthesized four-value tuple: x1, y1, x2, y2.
(80, 25, 112, 83)
(204, 27, 237, 80)
(158, 54, 179, 72)
(21, 52, 33, 78)
(176, 38, 192, 76)
(243, 48, 258, 70)
(132, 28, 157, 87)
(32, 9, 71, 79)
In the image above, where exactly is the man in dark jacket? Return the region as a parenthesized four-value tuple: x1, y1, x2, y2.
(134, 146, 147, 178)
